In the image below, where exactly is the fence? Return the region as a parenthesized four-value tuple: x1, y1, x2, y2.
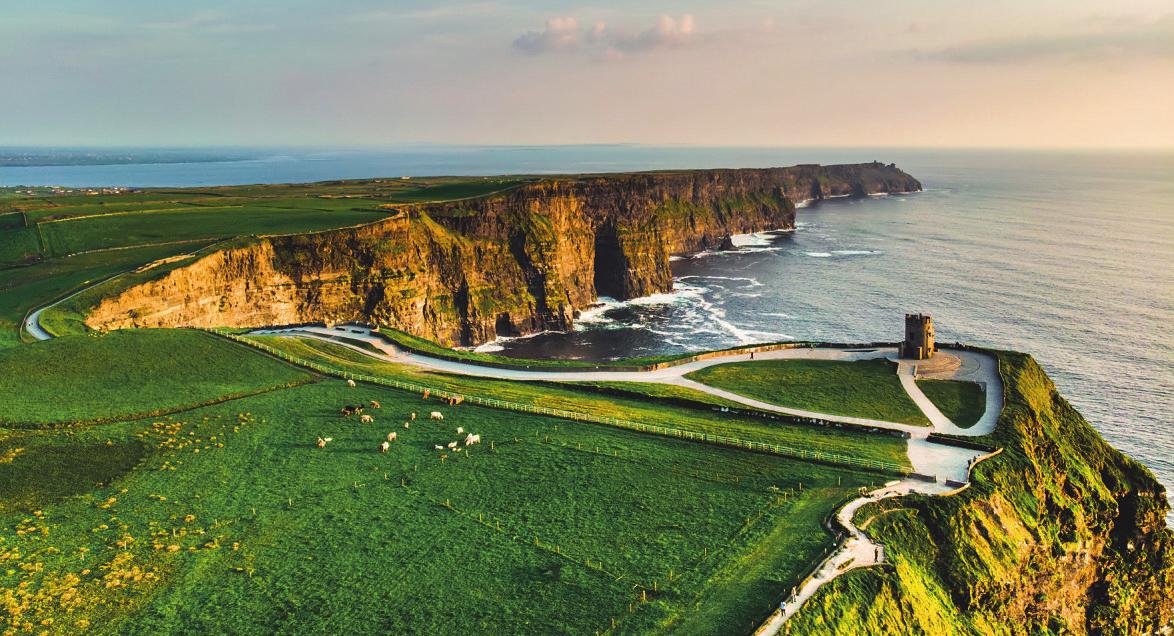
(209, 329, 908, 476)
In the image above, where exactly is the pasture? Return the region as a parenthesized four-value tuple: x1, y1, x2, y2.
(0, 330, 313, 427)
(916, 379, 986, 429)
(0, 380, 878, 634)
(247, 335, 910, 469)
(685, 359, 931, 426)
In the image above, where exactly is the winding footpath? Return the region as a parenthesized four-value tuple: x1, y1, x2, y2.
(29, 311, 1002, 629)
(251, 325, 1003, 631)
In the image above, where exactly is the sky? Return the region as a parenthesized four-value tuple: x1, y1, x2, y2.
(2, 0, 1173, 149)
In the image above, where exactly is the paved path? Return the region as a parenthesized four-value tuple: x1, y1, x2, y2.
(253, 324, 1004, 632)
(29, 302, 1002, 629)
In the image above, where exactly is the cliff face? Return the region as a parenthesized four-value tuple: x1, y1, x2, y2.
(790, 352, 1174, 635)
(84, 163, 921, 346)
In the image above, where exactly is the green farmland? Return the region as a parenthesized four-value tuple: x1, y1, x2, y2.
(0, 179, 918, 634)
(0, 339, 890, 634)
(686, 359, 931, 426)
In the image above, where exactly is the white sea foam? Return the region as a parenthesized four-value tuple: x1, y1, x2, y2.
(830, 249, 883, 256)
(805, 252, 833, 258)
(678, 275, 763, 287)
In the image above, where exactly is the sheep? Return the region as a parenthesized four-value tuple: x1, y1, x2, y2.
(456, 427, 464, 434)
(410, 412, 417, 421)
(447, 441, 458, 449)
(430, 411, 444, 421)
(403, 422, 410, 429)
(379, 441, 390, 453)
(360, 414, 374, 424)
(316, 436, 328, 448)
(386, 432, 397, 442)
(464, 433, 480, 446)
(347, 379, 356, 387)
(434, 445, 444, 451)
(370, 400, 381, 409)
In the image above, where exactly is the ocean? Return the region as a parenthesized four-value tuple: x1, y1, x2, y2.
(4, 146, 1171, 511)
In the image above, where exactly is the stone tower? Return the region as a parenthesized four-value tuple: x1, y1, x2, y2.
(900, 313, 935, 360)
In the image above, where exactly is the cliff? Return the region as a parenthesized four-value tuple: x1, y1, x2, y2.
(790, 352, 1174, 635)
(82, 163, 921, 346)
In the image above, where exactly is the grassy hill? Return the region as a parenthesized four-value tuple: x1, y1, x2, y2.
(788, 352, 1174, 634)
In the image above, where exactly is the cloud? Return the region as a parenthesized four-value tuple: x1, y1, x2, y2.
(914, 15, 1174, 64)
(513, 14, 700, 58)
(513, 16, 582, 54)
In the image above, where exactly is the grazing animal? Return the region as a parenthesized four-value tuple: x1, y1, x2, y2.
(360, 414, 374, 423)
(379, 441, 390, 453)
(447, 441, 458, 449)
(370, 400, 381, 409)
(456, 427, 464, 434)
(387, 432, 397, 442)
(347, 379, 356, 387)
(403, 422, 410, 429)
(434, 445, 444, 451)
(317, 436, 327, 448)
(430, 411, 444, 421)
(341, 406, 356, 417)
(464, 433, 481, 446)
(410, 412, 417, 421)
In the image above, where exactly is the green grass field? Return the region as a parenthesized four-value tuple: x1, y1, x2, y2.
(0, 242, 204, 347)
(685, 359, 931, 426)
(916, 379, 986, 428)
(248, 336, 909, 469)
(37, 206, 389, 256)
(0, 330, 314, 427)
(0, 378, 879, 634)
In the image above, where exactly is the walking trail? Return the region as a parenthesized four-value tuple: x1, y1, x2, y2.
(30, 311, 1002, 629)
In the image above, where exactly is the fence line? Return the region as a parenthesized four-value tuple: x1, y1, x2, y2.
(208, 329, 908, 476)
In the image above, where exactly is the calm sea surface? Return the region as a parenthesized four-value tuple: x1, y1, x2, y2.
(4, 147, 1172, 512)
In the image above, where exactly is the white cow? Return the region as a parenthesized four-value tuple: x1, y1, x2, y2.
(387, 432, 398, 442)
(379, 441, 390, 453)
(360, 414, 374, 423)
(430, 411, 444, 421)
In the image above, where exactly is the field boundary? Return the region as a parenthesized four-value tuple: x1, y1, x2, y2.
(208, 329, 908, 476)
(0, 377, 317, 430)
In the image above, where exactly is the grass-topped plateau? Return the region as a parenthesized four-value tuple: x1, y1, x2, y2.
(685, 359, 931, 426)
